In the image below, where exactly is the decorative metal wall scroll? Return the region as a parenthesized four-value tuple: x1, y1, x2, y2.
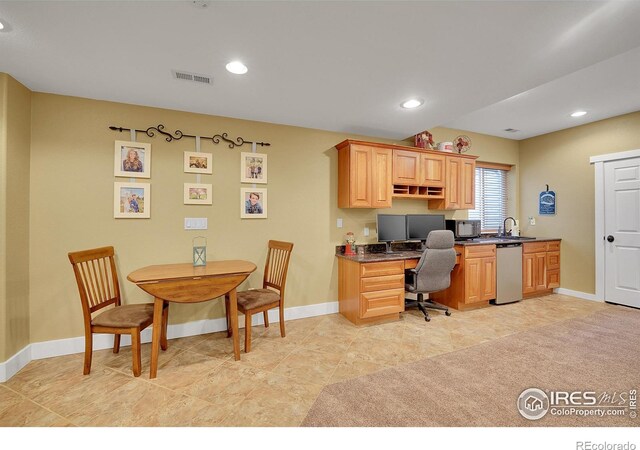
(109, 124, 270, 149)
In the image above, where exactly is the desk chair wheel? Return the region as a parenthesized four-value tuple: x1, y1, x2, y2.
(445, 311, 452, 316)
(424, 316, 431, 322)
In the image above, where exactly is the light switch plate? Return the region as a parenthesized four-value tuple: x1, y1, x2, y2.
(337, 218, 343, 228)
(185, 218, 208, 230)
(363, 227, 369, 236)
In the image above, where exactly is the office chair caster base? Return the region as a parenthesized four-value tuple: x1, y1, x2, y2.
(445, 311, 452, 316)
(424, 316, 431, 322)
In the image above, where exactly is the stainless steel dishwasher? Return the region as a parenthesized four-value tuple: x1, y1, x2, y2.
(494, 242, 523, 304)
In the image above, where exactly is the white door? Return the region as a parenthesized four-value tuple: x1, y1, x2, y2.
(604, 157, 640, 308)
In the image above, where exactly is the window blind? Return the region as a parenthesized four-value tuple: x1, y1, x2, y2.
(469, 167, 508, 232)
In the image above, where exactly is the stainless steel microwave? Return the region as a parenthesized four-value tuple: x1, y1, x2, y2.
(445, 219, 481, 239)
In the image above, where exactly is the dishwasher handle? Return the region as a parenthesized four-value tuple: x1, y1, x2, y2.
(496, 243, 522, 248)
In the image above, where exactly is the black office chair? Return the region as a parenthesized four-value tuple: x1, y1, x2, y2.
(405, 230, 456, 322)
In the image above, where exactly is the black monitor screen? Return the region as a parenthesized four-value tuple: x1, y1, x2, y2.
(406, 214, 446, 241)
(377, 214, 407, 242)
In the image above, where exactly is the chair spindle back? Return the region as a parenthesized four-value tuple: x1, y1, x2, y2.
(263, 240, 294, 293)
(68, 246, 121, 316)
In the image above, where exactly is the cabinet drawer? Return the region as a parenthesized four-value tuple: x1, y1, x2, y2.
(361, 274, 405, 292)
(547, 241, 561, 252)
(360, 288, 405, 319)
(405, 259, 418, 270)
(523, 242, 547, 254)
(360, 260, 405, 278)
(464, 245, 496, 259)
(547, 269, 560, 289)
(547, 251, 560, 270)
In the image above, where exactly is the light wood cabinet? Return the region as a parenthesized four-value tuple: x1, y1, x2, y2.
(430, 244, 496, 310)
(336, 140, 476, 208)
(337, 142, 392, 208)
(522, 240, 561, 297)
(392, 150, 445, 187)
(338, 258, 405, 325)
(428, 155, 475, 210)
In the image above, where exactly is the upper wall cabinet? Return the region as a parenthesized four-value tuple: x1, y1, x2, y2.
(336, 140, 477, 209)
(337, 141, 392, 208)
(428, 156, 476, 210)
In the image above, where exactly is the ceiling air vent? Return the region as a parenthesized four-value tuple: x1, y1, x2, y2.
(172, 70, 212, 85)
(503, 128, 520, 133)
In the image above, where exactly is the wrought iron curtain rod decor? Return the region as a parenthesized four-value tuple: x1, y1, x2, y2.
(109, 124, 270, 149)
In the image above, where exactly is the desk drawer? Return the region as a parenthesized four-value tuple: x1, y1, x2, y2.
(361, 274, 405, 292)
(523, 242, 547, 254)
(547, 241, 561, 252)
(547, 251, 560, 270)
(360, 260, 405, 278)
(405, 259, 418, 270)
(360, 288, 404, 318)
(464, 245, 496, 259)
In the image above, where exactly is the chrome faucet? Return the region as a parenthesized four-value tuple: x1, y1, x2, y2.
(503, 217, 516, 236)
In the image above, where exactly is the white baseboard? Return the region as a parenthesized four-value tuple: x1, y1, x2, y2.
(1, 300, 339, 382)
(554, 288, 601, 302)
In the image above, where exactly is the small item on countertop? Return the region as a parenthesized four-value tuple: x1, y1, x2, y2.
(345, 232, 356, 256)
(512, 220, 520, 237)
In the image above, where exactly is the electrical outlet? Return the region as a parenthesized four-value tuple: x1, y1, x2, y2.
(529, 216, 536, 226)
(363, 227, 370, 237)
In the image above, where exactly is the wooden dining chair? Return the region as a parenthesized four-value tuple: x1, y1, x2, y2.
(68, 246, 168, 377)
(226, 240, 294, 352)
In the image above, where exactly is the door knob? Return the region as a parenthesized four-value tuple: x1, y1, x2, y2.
(607, 235, 615, 242)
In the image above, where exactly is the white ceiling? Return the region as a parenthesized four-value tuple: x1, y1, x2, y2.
(2, 1, 640, 141)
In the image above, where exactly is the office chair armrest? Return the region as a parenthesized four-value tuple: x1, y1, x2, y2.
(405, 268, 417, 288)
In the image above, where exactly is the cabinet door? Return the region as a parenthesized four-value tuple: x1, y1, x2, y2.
(522, 253, 536, 295)
(392, 150, 421, 185)
(349, 145, 372, 207)
(445, 156, 462, 209)
(534, 252, 547, 291)
(461, 158, 476, 209)
(371, 147, 393, 208)
(419, 153, 445, 187)
(464, 257, 483, 303)
(480, 257, 496, 301)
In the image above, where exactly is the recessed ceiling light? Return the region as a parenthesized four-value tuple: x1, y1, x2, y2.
(226, 61, 248, 75)
(571, 110, 587, 117)
(401, 98, 423, 109)
(0, 21, 4, 31)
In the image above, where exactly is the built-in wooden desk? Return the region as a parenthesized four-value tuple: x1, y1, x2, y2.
(127, 260, 256, 378)
(336, 250, 460, 325)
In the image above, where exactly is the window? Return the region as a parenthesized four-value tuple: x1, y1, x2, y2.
(468, 164, 510, 232)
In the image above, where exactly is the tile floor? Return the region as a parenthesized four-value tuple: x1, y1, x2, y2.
(0, 294, 609, 427)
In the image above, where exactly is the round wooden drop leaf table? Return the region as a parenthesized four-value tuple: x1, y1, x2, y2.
(127, 260, 257, 378)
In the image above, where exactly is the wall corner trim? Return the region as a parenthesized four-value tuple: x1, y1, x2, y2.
(0, 300, 339, 382)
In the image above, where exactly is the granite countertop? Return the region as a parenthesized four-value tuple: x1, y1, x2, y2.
(335, 237, 561, 263)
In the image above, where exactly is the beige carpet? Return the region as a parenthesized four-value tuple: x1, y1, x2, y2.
(302, 305, 640, 427)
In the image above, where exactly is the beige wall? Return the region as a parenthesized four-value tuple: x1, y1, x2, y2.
(519, 111, 640, 294)
(0, 74, 31, 361)
(22, 91, 521, 348)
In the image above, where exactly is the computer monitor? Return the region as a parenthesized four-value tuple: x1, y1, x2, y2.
(377, 214, 407, 253)
(406, 214, 446, 249)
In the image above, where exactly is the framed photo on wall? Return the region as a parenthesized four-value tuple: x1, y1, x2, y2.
(183, 151, 213, 174)
(114, 141, 151, 178)
(184, 183, 213, 205)
(240, 152, 267, 184)
(240, 188, 267, 219)
(114, 182, 150, 218)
